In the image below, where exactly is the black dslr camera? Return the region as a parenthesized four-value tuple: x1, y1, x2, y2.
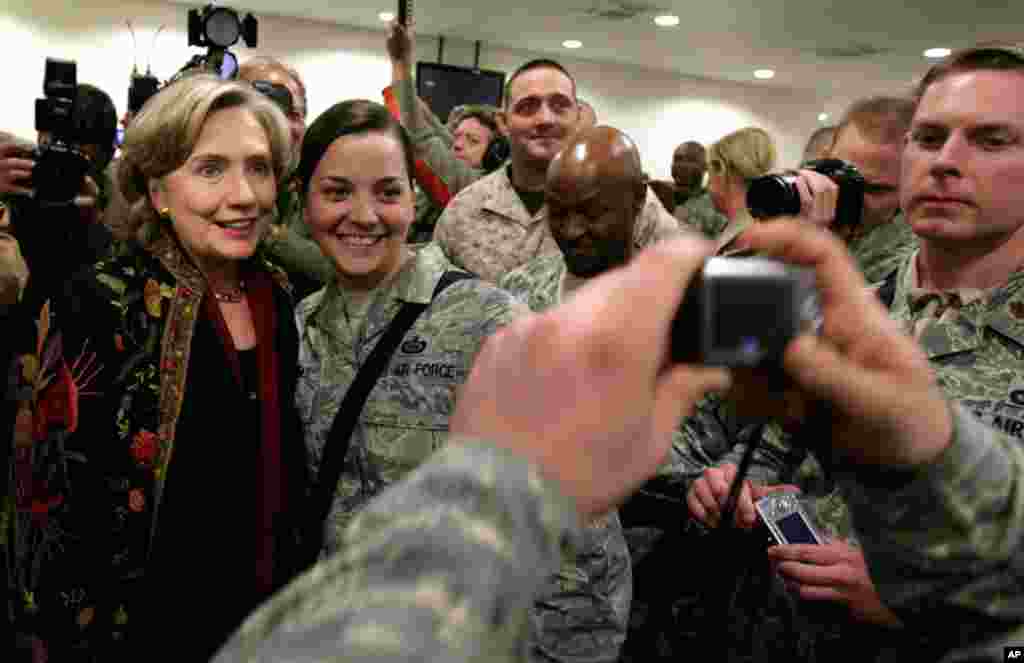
(671, 257, 820, 368)
(33, 58, 94, 204)
(746, 158, 866, 231)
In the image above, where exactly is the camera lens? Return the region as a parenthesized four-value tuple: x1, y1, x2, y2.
(746, 174, 802, 220)
(205, 9, 241, 48)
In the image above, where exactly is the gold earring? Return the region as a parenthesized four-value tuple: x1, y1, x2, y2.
(158, 207, 170, 220)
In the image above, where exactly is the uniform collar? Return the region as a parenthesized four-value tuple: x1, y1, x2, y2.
(480, 165, 548, 227)
(314, 242, 451, 325)
(716, 211, 754, 255)
(894, 252, 1024, 357)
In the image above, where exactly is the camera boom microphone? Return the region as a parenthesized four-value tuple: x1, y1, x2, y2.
(125, 20, 139, 74)
(148, 24, 166, 74)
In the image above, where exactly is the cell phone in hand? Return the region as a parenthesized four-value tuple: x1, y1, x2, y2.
(755, 492, 823, 546)
(397, 0, 411, 26)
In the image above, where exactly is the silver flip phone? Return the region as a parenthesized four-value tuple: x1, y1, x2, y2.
(755, 492, 823, 546)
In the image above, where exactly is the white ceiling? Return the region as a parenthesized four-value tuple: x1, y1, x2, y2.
(181, 0, 1020, 101)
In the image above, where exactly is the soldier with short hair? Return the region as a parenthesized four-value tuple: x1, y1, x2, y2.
(690, 43, 1024, 662)
(433, 59, 678, 283)
(827, 96, 918, 282)
(499, 125, 643, 663)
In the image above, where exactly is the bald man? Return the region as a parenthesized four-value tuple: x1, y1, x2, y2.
(498, 126, 639, 663)
(672, 141, 707, 200)
(501, 126, 648, 306)
(650, 140, 713, 217)
(434, 61, 679, 284)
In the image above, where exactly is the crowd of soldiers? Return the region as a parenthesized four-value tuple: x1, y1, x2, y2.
(2, 17, 1024, 663)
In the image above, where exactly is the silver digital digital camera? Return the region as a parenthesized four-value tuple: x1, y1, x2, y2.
(671, 257, 820, 367)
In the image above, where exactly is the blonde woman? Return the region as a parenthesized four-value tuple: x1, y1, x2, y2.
(4, 75, 309, 660)
(702, 127, 777, 252)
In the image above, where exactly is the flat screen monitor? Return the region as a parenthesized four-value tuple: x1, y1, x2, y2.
(416, 62, 505, 124)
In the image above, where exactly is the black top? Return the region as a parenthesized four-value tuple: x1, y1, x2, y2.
(138, 335, 266, 659)
(2, 207, 310, 661)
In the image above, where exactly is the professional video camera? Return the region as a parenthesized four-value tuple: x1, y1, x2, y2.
(746, 158, 866, 231)
(32, 59, 103, 204)
(125, 7, 260, 117)
(671, 256, 820, 368)
(185, 4, 258, 80)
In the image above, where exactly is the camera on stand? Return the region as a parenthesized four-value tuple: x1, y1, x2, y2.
(186, 4, 258, 80)
(125, 6, 260, 117)
(33, 59, 95, 204)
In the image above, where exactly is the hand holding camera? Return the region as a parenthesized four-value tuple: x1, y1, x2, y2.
(790, 169, 839, 227)
(452, 221, 951, 523)
(0, 142, 35, 197)
(747, 158, 866, 233)
(733, 220, 952, 468)
(451, 237, 732, 521)
(73, 175, 102, 224)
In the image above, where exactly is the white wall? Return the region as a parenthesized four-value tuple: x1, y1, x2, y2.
(0, 0, 828, 177)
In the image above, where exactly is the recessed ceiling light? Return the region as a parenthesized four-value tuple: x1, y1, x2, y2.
(924, 47, 952, 59)
(563, 40, 583, 49)
(818, 113, 830, 122)
(378, 11, 395, 21)
(753, 69, 775, 79)
(654, 14, 680, 27)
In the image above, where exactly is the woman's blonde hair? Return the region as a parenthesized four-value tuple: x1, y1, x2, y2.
(707, 127, 777, 183)
(113, 74, 291, 243)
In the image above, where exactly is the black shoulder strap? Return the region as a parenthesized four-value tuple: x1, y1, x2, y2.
(306, 270, 475, 554)
(876, 268, 899, 310)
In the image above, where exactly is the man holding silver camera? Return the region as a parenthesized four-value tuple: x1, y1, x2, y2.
(213, 192, 1023, 663)
(689, 44, 1024, 661)
(683, 96, 922, 660)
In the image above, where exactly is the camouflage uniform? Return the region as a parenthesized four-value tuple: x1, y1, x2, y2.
(846, 212, 919, 283)
(389, 75, 483, 202)
(212, 401, 1024, 663)
(434, 168, 681, 283)
(715, 210, 917, 283)
(213, 441, 581, 663)
(385, 77, 485, 242)
(295, 242, 524, 552)
(803, 252, 1024, 544)
(499, 256, 805, 663)
(676, 190, 730, 240)
(701, 249, 1024, 660)
(500, 254, 633, 663)
(262, 186, 337, 289)
(823, 252, 1024, 660)
(498, 253, 567, 314)
(840, 401, 1024, 663)
(715, 213, 754, 256)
